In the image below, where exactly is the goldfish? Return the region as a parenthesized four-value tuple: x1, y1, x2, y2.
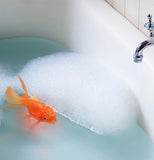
(5, 74, 56, 128)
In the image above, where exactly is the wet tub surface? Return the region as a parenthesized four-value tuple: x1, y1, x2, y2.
(0, 37, 154, 160)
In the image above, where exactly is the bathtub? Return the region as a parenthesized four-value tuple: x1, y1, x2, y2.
(1, 0, 154, 152)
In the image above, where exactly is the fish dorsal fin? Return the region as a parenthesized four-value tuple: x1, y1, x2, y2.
(29, 94, 39, 102)
(17, 74, 28, 99)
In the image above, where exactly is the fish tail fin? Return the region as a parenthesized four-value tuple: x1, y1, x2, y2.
(4, 86, 24, 110)
(17, 74, 28, 99)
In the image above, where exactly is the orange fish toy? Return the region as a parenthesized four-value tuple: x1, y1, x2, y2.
(5, 74, 56, 128)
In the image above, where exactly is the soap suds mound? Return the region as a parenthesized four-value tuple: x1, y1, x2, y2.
(15, 53, 138, 134)
(0, 53, 139, 134)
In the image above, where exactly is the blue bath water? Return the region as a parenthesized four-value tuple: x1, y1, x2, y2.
(0, 38, 154, 160)
(0, 37, 68, 73)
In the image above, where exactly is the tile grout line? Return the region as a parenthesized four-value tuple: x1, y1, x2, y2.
(107, 0, 140, 32)
(138, 0, 140, 29)
(124, 0, 126, 17)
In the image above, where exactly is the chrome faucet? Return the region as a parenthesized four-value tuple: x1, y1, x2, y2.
(133, 14, 154, 63)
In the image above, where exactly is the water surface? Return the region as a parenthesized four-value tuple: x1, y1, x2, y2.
(0, 37, 153, 160)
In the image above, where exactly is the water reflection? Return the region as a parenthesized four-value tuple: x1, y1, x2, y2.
(0, 110, 154, 160)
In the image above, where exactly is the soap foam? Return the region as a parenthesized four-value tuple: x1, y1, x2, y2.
(18, 53, 138, 134)
(0, 53, 139, 134)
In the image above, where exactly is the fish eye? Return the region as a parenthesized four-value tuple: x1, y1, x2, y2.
(43, 117, 47, 120)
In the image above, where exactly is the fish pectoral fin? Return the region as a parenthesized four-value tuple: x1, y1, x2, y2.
(29, 94, 39, 102)
(24, 114, 32, 119)
(3, 103, 23, 112)
(30, 120, 40, 129)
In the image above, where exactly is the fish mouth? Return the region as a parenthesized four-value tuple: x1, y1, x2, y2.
(43, 106, 57, 123)
(49, 117, 57, 124)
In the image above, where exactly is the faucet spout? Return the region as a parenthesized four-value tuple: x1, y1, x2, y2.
(133, 14, 154, 63)
(133, 38, 154, 63)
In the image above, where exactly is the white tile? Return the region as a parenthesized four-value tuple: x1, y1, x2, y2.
(113, 0, 125, 15)
(105, 0, 113, 5)
(139, 0, 154, 37)
(125, 0, 139, 27)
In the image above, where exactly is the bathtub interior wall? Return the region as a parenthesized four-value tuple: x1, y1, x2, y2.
(0, 0, 143, 53)
(1, 0, 154, 141)
(0, 0, 71, 46)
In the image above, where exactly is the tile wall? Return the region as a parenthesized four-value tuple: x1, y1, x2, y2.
(105, 0, 154, 37)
